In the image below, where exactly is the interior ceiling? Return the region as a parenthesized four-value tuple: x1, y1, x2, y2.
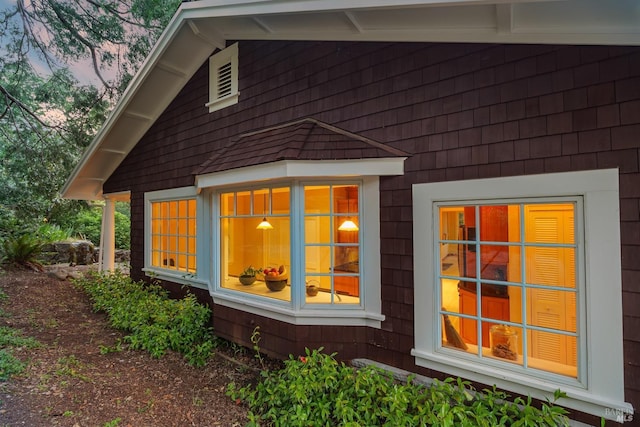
(62, 0, 640, 200)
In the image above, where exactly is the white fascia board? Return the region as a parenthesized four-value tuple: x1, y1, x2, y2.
(61, 7, 224, 201)
(195, 158, 406, 189)
(180, 0, 548, 18)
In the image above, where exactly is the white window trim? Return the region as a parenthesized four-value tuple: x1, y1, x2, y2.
(205, 42, 239, 113)
(143, 186, 209, 289)
(412, 169, 632, 421)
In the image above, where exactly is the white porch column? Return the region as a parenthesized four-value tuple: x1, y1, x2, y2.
(100, 197, 116, 272)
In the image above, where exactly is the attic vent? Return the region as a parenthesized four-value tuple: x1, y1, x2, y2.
(217, 62, 233, 98)
(206, 42, 239, 113)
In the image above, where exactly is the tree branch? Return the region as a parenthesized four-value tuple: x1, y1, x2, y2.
(0, 83, 54, 129)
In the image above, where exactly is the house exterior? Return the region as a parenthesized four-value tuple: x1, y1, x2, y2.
(62, 0, 638, 424)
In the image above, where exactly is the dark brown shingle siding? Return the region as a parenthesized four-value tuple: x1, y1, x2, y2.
(104, 42, 640, 421)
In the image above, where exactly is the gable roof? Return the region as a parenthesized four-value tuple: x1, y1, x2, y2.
(62, 0, 640, 200)
(194, 118, 409, 176)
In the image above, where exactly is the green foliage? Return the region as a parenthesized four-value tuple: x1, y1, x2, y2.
(0, 349, 26, 381)
(0, 0, 180, 231)
(60, 205, 130, 249)
(0, 326, 40, 381)
(35, 223, 73, 243)
(228, 348, 570, 427)
(73, 271, 215, 366)
(1, 233, 43, 267)
(241, 265, 262, 277)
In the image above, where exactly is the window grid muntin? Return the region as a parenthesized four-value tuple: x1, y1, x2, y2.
(150, 198, 197, 273)
(436, 197, 581, 380)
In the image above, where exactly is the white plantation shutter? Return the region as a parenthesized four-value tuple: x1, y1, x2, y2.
(526, 205, 576, 367)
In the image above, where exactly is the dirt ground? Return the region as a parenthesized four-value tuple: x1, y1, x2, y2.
(0, 265, 272, 427)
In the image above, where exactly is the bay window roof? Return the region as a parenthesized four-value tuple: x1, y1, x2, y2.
(194, 118, 408, 176)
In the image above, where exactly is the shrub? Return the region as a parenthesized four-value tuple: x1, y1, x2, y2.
(61, 206, 130, 250)
(73, 271, 215, 365)
(35, 223, 73, 243)
(228, 348, 570, 427)
(1, 233, 43, 268)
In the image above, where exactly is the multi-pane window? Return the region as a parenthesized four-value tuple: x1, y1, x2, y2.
(304, 184, 360, 305)
(218, 183, 360, 305)
(437, 201, 579, 379)
(150, 199, 197, 273)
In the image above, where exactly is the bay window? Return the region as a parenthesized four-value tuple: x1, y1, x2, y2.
(218, 183, 361, 305)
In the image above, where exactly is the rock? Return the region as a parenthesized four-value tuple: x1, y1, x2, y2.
(40, 240, 96, 265)
(48, 269, 70, 281)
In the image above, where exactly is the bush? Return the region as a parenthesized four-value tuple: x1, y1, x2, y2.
(56, 204, 130, 250)
(228, 348, 570, 427)
(73, 271, 215, 366)
(1, 233, 43, 268)
(35, 223, 73, 243)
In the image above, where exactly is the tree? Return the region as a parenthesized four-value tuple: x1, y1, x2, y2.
(0, 0, 181, 230)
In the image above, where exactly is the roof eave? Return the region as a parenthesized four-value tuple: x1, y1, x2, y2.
(62, 0, 640, 200)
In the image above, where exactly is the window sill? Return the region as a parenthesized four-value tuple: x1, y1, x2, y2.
(411, 348, 634, 421)
(205, 92, 239, 113)
(143, 268, 208, 290)
(211, 289, 384, 327)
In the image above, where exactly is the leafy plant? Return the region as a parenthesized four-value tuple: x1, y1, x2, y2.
(250, 326, 265, 370)
(1, 233, 44, 268)
(0, 326, 40, 381)
(66, 206, 130, 249)
(35, 223, 73, 243)
(73, 271, 215, 366)
(241, 265, 262, 277)
(228, 348, 570, 427)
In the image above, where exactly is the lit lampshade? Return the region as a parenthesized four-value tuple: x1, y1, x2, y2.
(338, 219, 359, 231)
(257, 217, 274, 230)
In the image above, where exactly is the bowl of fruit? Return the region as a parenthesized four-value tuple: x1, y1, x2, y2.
(262, 265, 288, 291)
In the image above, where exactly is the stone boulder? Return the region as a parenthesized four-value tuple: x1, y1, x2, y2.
(40, 240, 96, 265)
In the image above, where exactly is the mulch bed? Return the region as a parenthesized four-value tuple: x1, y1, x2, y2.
(0, 265, 273, 426)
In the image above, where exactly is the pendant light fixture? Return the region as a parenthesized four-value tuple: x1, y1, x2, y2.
(338, 187, 359, 232)
(256, 191, 273, 230)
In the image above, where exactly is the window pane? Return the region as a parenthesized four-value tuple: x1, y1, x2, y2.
(306, 246, 330, 274)
(525, 247, 576, 288)
(237, 191, 251, 215)
(305, 186, 330, 214)
(272, 187, 290, 214)
(528, 329, 577, 377)
(305, 216, 331, 244)
(490, 324, 522, 365)
(254, 189, 269, 216)
(220, 192, 234, 216)
(479, 205, 509, 242)
(525, 203, 575, 244)
(443, 312, 475, 352)
(479, 245, 509, 281)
